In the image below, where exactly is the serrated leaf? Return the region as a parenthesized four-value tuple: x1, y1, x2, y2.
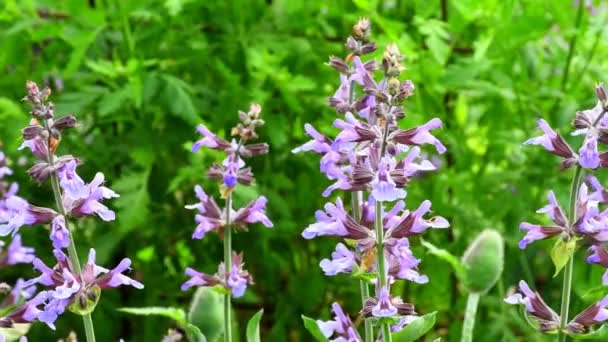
(551, 238, 577, 277)
(421, 239, 466, 281)
(392, 312, 437, 342)
(161, 74, 199, 125)
(246, 309, 264, 342)
(118, 306, 187, 325)
(301, 315, 329, 341)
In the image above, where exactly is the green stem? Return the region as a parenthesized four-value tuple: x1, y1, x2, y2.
(375, 200, 392, 342)
(44, 120, 96, 342)
(352, 192, 373, 342)
(224, 194, 233, 342)
(558, 166, 583, 341)
(461, 292, 480, 342)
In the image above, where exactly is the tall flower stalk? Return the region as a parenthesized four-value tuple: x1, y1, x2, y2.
(181, 104, 273, 342)
(295, 19, 449, 341)
(0, 82, 144, 341)
(506, 85, 608, 340)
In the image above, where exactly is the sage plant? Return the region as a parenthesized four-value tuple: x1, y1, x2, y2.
(506, 85, 608, 340)
(294, 19, 449, 341)
(181, 104, 272, 342)
(0, 82, 143, 342)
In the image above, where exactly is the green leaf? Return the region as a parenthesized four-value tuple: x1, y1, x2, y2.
(551, 238, 577, 277)
(421, 239, 466, 281)
(301, 315, 329, 341)
(118, 306, 187, 324)
(161, 74, 199, 125)
(184, 324, 208, 342)
(392, 312, 437, 342)
(246, 309, 264, 342)
(188, 287, 224, 342)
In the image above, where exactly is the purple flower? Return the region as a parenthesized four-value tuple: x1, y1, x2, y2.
(0, 196, 57, 236)
(587, 175, 608, 204)
(192, 123, 231, 152)
(371, 156, 406, 202)
(390, 118, 447, 154)
(523, 119, 576, 167)
(292, 124, 333, 155)
(0, 235, 35, 266)
(362, 284, 415, 318)
(50, 215, 70, 250)
(387, 238, 428, 284)
(319, 243, 356, 276)
(385, 200, 449, 239)
(504, 280, 560, 332)
(185, 185, 223, 239)
(83, 249, 144, 290)
(518, 223, 564, 249)
(233, 196, 273, 228)
(207, 152, 255, 188)
(181, 252, 252, 298)
(0, 152, 12, 179)
(587, 245, 608, 285)
(579, 134, 600, 169)
(316, 302, 362, 342)
(302, 198, 350, 239)
(67, 172, 119, 221)
(371, 286, 398, 317)
(57, 160, 87, 200)
(18, 135, 49, 161)
(567, 295, 608, 334)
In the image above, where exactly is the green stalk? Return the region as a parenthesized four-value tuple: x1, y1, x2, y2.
(223, 193, 233, 342)
(375, 200, 392, 342)
(43, 120, 96, 342)
(352, 192, 373, 342)
(461, 292, 480, 342)
(558, 166, 582, 342)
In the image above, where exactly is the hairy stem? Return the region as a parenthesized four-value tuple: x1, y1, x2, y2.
(224, 193, 233, 342)
(558, 165, 582, 342)
(375, 200, 391, 342)
(352, 192, 373, 342)
(461, 292, 480, 342)
(44, 120, 96, 342)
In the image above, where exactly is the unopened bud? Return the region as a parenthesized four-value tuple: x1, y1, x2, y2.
(461, 229, 504, 294)
(21, 125, 45, 140)
(597, 83, 608, 108)
(53, 115, 77, 130)
(352, 18, 371, 42)
(328, 56, 350, 74)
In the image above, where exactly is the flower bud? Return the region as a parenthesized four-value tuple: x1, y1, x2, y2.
(328, 56, 350, 74)
(21, 125, 45, 140)
(597, 83, 608, 106)
(53, 115, 77, 130)
(462, 229, 504, 294)
(382, 43, 405, 77)
(352, 18, 371, 42)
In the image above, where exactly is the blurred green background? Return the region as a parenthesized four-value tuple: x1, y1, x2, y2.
(1, 0, 608, 341)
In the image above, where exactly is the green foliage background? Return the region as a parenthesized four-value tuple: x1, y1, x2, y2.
(1, 0, 608, 341)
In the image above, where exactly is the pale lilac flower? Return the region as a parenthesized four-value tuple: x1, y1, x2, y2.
(371, 286, 397, 317)
(57, 160, 87, 200)
(192, 123, 231, 152)
(385, 200, 449, 239)
(292, 124, 333, 154)
(181, 253, 252, 298)
(387, 238, 428, 284)
(316, 302, 362, 342)
(361, 284, 415, 318)
(567, 295, 608, 334)
(302, 198, 350, 239)
(371, 156, 406, 202)
(587, 245, 608, 285)
(233, 196, 273, 228)
(0, 152, 12, 179)
(0, 196, 57, 236)
(579, 134, 601, 169)
(50, 215, 70, 250)
(524, 119, 576, 158)
(518, 223, 563, 249)
(0, 235, 35, 265)
(390, 118, 447, 154)
(67, 172, 119, 221)
(320, 243, 356, 276)
(505, 280, 560, 332)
